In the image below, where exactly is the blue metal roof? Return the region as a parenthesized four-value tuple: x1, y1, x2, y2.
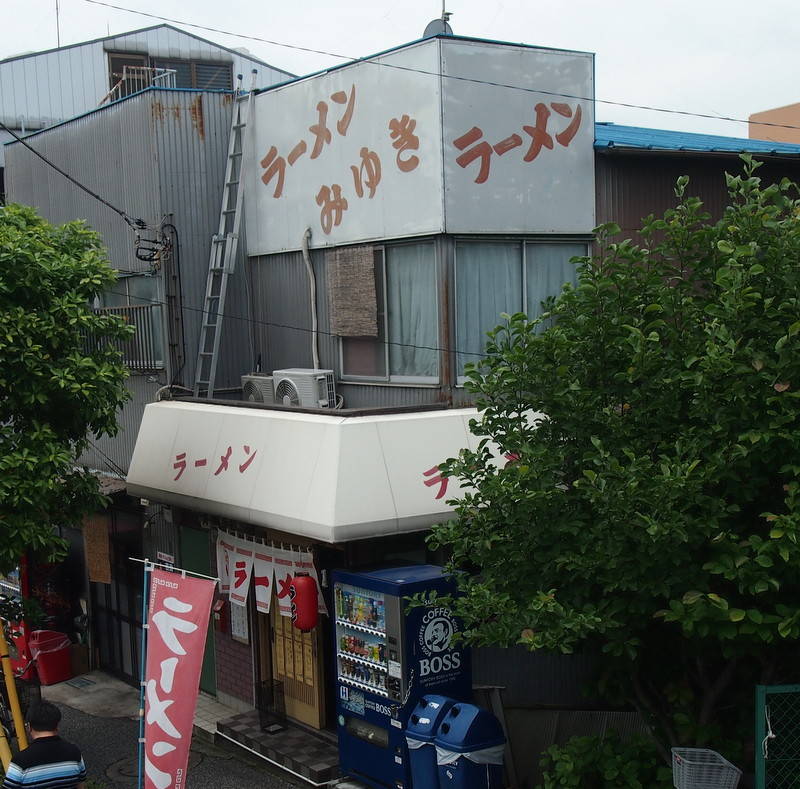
(595, 122, 800, 155)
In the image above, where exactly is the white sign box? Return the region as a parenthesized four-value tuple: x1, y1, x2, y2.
(127, 402, 489, 542)
(245, 37, 594, 255)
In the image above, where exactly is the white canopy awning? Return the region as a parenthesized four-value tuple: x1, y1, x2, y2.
(126, 402, 491, 543)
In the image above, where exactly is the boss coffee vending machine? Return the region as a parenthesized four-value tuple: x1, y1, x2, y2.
(333, 566, 471, 789)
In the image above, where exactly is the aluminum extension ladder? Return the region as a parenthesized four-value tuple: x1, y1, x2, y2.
(193, 71, 256, 398)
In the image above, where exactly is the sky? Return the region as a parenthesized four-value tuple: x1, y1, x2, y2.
(2, 0, 799, 139)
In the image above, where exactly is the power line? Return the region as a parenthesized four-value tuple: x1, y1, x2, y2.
(85, 0, 350, 62)
(82, 0, 800, 135)
(6, 5, 799, 234)
(0, 121, 147, 230)
(87, 439, 129, 479)
(104, 287, 493, 360)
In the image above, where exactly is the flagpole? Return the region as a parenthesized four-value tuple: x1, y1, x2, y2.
(137, 560, 151, 789)
(129, 557, 218, 582)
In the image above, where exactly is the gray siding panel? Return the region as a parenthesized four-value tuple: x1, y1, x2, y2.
(150, 90, 251, 390)
(5, 93, 161, 274)
(248, 250, 317, 373)
(0, 43, 107, 129)
(0, 27, 291, 133)
(78, 373, 166, 475)
(6, 89, 252, 394)
(336, 384, 445, 409)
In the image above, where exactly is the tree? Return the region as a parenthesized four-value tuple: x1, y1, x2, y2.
(429, 159, 800, 764)
(0, 204, 132, 573)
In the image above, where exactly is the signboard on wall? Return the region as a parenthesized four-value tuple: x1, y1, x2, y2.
(245, 37, 594, 255)
(440, 39, 594, 234)
(126, 401, 539, 543)
(245, 40, 444, 255)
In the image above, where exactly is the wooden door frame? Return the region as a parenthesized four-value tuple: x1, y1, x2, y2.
(270, 599, 326, 729)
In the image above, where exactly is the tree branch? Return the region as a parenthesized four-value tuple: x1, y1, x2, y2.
(698, 657, 739, 731)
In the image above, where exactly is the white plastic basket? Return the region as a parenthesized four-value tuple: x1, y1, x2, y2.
(672, 748, 742, 789)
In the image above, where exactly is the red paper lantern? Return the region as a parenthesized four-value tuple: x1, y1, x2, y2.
(289, 573, 319, 632)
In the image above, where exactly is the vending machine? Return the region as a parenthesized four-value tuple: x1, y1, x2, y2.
(333, 566, 471, 789)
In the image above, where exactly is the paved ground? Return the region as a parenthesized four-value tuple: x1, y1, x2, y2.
(57, 703, 305, 789)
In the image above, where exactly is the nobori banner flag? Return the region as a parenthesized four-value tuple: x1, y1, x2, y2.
(144, 569, 215, 789)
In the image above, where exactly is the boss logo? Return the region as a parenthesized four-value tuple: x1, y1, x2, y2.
(366, 700, 392, 716)
(419, 607, 458, 658)
(419, 652, 461, 676)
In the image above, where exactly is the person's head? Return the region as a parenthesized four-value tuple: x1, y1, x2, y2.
(26, 701, 61, 735)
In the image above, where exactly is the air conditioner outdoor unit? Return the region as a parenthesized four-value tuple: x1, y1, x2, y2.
(241, 374, 275, 404)
(272, 368, 336, 408)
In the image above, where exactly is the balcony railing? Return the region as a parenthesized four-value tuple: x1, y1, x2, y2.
(99, 67, 177, 106)
(90, 304, 164, 371)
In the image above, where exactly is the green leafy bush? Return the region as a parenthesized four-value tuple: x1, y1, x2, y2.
(538, 733, 673, 788)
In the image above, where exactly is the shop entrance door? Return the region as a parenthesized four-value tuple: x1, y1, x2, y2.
(89, 507, 143, 686)
(270, 601, 325, 728)
(178, 527, 216, 695)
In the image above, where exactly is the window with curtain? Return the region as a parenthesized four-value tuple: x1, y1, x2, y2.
(340, 242, 438, 382)
(455, 240, 586, 378)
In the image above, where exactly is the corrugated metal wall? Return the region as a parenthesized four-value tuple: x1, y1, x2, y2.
(0, 26, 291, 131)
(78, 373, 166, 475)
(5, 95, 161, 274)
(473, 646, 602, 707)
(247, 248, 465, 409)
(150, 89, 251, 389)
(0, 43, 108, 131)
(7, 89, 251, 469)
(101, 27, 292, 88)
(248, 249, 322, 373)
(595, 152, 800, 239)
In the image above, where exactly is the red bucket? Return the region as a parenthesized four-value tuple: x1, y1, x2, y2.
(29, 630, 72, 685)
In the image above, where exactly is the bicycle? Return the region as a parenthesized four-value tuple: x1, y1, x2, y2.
(0, 656, 41, 748)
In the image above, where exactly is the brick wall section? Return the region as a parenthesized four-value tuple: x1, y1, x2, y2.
(207, 523, 255, 706)
(214, 606, 254, 704)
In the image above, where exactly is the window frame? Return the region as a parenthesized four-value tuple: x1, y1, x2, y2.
(338, 240, 440, 386)
(150, 57, 233, 90)
(454, 236, 589, 384)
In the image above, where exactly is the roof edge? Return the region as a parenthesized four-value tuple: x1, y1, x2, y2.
(0, 22, 294, 79)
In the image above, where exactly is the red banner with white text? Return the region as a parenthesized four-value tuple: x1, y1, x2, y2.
(144, 569, 216, 789)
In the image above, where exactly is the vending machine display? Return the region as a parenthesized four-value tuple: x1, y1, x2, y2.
(333, 566, 471, 789)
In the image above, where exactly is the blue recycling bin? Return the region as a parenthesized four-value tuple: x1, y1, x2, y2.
(405, 695, 456, 789)
(434, 703, 505, 789)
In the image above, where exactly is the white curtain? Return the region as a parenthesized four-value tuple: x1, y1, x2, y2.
(525, 243, 585, 323)
(387, 244, 438, 379)
(455, 242, 521, 377)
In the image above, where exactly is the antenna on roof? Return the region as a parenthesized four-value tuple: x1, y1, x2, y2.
(423, 3, 453, 37)
(55, 0, 61, 47)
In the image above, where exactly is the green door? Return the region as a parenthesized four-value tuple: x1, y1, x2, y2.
(178, 527, 217, 695)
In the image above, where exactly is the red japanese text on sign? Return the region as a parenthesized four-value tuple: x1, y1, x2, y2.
(452, 102, 583, 184)
(388, 115, 420, 172)
(316, 184, 348, 234)
(422, 465, 449, 500)
(170, 445, 259, 482)
(144, 570, 215, 789)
